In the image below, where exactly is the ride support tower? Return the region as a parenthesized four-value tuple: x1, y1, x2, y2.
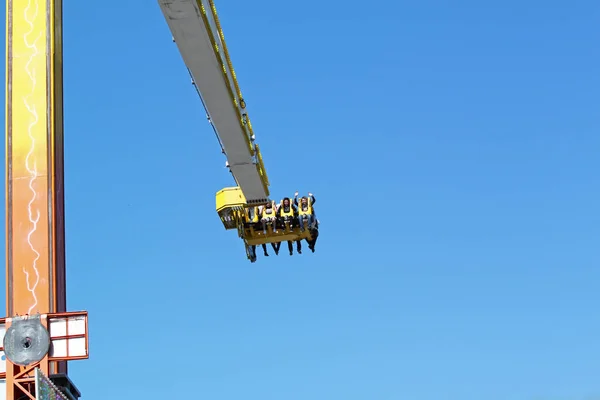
(2, 0, 89, 398)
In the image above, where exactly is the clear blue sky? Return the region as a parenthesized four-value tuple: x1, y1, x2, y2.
(1, 0, 599, 399)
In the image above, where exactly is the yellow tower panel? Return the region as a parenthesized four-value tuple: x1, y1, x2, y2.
(7, 0, 52, 316)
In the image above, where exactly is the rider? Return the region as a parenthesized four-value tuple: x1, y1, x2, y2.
(245, 206, 260, 227)
(306, 225, 318, 253)
(245, 206, 276, 257)
(261, 200, 278, 233)
(294, 192, 316, 231)
(277, 197, 300, 255)
(277, 197, 297, 230)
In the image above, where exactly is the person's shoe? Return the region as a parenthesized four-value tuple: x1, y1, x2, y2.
(264, 252, 269, 257)
(298, 249, 302, 254)
(289, 251, 293, 256)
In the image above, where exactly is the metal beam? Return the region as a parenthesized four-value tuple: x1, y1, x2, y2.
(5, 0, 67, 396)
(158, 0, 270, 203)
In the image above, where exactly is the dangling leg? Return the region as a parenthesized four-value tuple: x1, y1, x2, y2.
(274, 217, 281, 233)
(308, 228, 318, 252)
(248, 245, 257, 262)
(272, 242, 280, 255)
(262, 243, 269, 256)
(296, 240, 302, 254)
(307, 214, 315, 230)
(283, 217, 290, 232)
(287, 241, 293, 255)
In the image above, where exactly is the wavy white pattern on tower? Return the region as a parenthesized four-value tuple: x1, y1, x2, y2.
(21, 0, 43, 315)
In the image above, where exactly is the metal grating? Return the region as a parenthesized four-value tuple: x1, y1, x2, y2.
(35, 369, 67, 400)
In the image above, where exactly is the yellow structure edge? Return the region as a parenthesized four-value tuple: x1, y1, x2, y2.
(208, 0, 257, 146)
(254, 144, 269, 194)
(208, 1, 267, 181)
(196, 0, 270, 197)
(5, 0, 9, 252)
(208, 1, 244, 109)
(244, 228, 314, 246)
(196, 2, 251, 151)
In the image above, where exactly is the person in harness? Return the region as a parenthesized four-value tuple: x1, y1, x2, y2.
(245, 205, 260, 227)
(246, 206, 275, 257)
(277, 197, 296, 230)
(277, 197, 301, 255)
(294, 192, 316, 231)
(260, 200, 278, 234)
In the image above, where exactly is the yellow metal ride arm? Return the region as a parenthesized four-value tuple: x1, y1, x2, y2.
(157, 0, 318, 261)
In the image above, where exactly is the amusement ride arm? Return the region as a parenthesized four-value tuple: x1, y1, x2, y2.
(157, 0, 270, 205)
